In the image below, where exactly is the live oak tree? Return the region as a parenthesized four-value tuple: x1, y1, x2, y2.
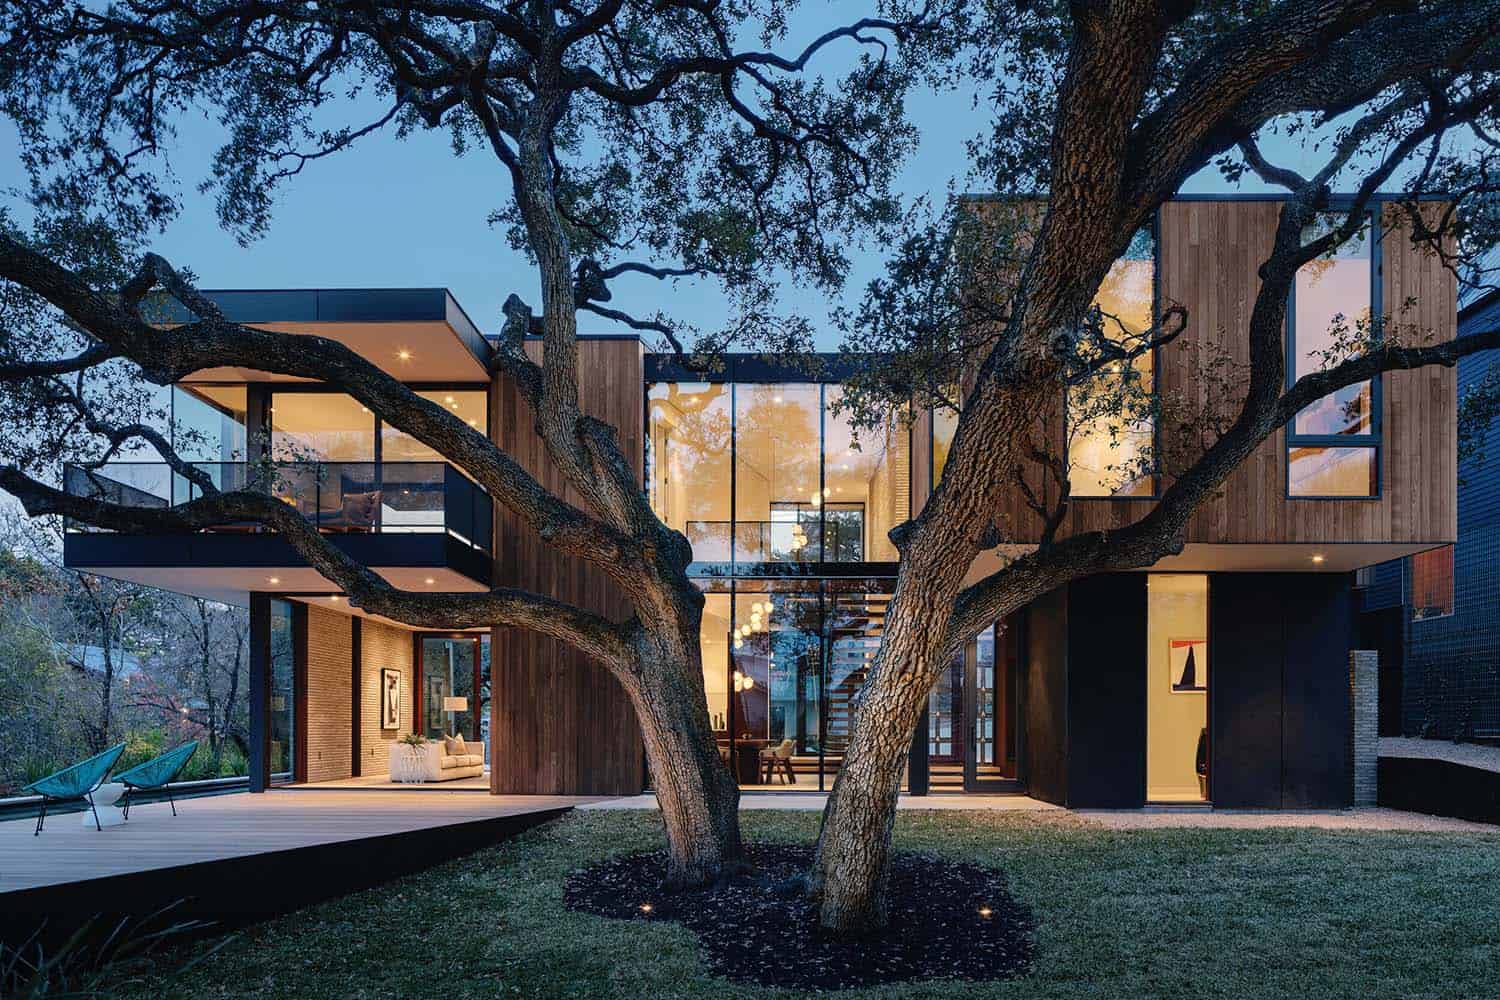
(4, 0, 1500, 942)
(804, 0, 1500, 932)
(0, 0, 952, 888)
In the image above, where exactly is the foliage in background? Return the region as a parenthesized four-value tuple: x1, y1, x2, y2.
(0, 516, 248, 796)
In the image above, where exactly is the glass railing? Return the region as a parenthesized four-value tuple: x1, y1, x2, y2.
(63, 461, 492, 554)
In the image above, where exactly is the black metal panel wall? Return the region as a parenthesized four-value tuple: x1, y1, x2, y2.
(1281, 574, 1355, 807)
(1210, 573, 1354, 808)
(1066, 574, 1148, 808)
(1022, 586, 1069, 806)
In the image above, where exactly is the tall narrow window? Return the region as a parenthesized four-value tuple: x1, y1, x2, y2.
(1287, 213, 1380, 497)
(1067, 227, 1157, 497)
(268, 599, 297, 783)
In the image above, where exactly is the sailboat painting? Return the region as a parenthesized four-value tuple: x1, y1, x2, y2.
(1169, 638, 1208, 693)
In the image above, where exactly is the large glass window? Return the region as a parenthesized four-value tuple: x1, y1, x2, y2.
(1068, 227, 1157, 497)
(1287, 214, 1379, 498)
(700, 579, 891, 789)
(420, 636, 480, 742)
(269, 392, 376, 461)
(1410, 545, 1455, 621)
(173, 385, 248, 462)
(735, 384, 821, 562)
(647, 382, 910, 567)
(384, 391, 487, 460)
(1147, 574, 1208, 802)
(932, 405, 958, 485)
(701, 590, 733, 733)
(648, 383, 733, 561)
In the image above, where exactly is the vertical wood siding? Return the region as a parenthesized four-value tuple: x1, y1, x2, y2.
(489, 339, 647, 795)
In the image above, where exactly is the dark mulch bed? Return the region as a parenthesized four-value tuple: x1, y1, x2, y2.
(563, 844, 1034, 990)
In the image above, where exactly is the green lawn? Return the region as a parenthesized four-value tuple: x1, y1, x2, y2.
(113, 809, 1500, 1000)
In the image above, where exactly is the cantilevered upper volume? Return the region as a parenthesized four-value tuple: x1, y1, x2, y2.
(63, 288, 496, 605)
(160, 287, 492, 383)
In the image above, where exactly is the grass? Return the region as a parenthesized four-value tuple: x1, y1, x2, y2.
(110, 809, 1500, 1000)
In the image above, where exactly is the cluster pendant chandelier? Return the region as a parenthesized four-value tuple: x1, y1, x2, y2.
(731, 599, 775, 652)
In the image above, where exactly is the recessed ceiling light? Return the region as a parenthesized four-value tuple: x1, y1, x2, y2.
(396, 349, 412, 362)
(773, 396, 783, 403)
(1311, 554, 1326, 564)
(328, 595, 341, 601)
(267, 576, 280, 585)
(424, 577, 435, 585)
(444, 395, 455, 403)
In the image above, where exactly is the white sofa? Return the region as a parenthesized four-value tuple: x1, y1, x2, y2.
(389, 736, 484, 783)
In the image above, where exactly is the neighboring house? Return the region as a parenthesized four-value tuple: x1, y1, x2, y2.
(61, 195, 1458, 809)
(57, 642, 143, 681)
(1359, 288, 1500, 742)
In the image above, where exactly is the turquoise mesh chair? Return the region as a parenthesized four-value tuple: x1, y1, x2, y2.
(113, 741, 198, 820)
(24, 742, 126, 835)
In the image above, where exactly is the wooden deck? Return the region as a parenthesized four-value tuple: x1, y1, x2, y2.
(1, 788, 598, 948)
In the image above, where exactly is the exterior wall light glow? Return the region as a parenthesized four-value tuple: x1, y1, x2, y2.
(1311, 554, 1326, 563)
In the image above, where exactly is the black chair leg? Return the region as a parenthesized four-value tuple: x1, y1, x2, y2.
(87, 792, 101, 832)
(122, 786, 132, 820)
(34, 800, 47, 836)
(167, 787, 177, 817)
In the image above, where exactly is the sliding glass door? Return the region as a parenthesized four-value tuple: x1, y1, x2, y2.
(417, 634, 484, 749)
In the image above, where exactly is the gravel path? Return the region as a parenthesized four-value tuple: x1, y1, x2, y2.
(1077, 806, 1496, 833)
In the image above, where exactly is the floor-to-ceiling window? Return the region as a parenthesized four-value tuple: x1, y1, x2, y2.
(268, 599, 296, 783)
(1146, 574, 1209, 802)
(694, 579, 893, 789)
(648, 374, 906, 788)
(419, 635, 482, 744)
(266, 387, 488, 533)
(824, 388, 907, 562)
(647, 379, 910, 570)
(927, 619, 1020, 791)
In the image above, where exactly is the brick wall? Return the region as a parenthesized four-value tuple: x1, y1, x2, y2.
(1350, 649, 1378, 805)
(303, 604, 354, 783)
(359, 618, 415, 776)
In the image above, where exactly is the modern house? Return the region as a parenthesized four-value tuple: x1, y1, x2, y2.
(60, 195, 1458, 809)
(1358, 287, 1498, 742)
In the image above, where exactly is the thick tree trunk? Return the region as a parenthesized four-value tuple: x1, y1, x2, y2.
(809, 568, 951, 932)
(625, 624, 744, 887)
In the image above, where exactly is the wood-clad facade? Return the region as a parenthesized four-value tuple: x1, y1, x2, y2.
(914, 197, 1458, 554)
(488, 339, 647, 795)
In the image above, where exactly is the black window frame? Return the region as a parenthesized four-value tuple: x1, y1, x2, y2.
(1284, 207, 1383, 500)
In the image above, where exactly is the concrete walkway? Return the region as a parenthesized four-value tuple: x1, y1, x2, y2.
(583, 790, 1496, 832)
(1382, 736, 1500, 774)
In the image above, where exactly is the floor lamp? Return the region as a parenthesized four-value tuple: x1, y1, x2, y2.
(442, 696, 468, 738)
